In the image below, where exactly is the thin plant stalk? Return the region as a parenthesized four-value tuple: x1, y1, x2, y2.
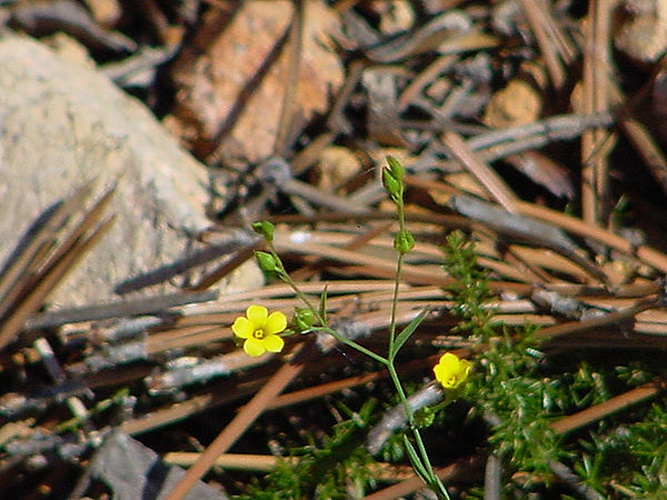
(244, 157, 452, 499)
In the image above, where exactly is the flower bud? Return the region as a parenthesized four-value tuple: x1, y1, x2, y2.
(294, 308, 316, 332)
(252, 221, 275, 243)
(393, 230, 415, 254)
(414, 407, 436, 428)
(382, 168, 402, 200)
(255, 251, 278, 272)
(386, 156, 405, 181)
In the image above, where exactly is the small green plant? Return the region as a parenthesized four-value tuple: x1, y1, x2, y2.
(473, 329, 565, 476)
(231, 159, 666, 498)
(236, 157, 468, 498)
(441, 231, 667, 497)
(442, 232, 565, 475)
(442, 230, 496, 341)
(56, 388, 130, 434)
(610, 402, 667, 496)
(238, 401, 378, 499)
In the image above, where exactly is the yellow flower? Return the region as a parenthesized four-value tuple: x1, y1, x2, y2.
(232, 305, 286, 357)
(433, 352, 471, 390)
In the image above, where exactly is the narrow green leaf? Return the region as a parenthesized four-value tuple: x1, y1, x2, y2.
(391, 307, 429, 358)
(433, 475, 450, 498)
(319, 284, 329, 325)
(405, 433, 451, 498)
(402, 434, 429, 481)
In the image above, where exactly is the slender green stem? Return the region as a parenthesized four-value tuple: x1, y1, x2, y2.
(315, 326, 388, 366)
(387, 253, 403, 360)
(388, 362, 449, 499)
(387, 363, 409, 410)
(267, 245, 319, 313)
(249, 157, 451, 499)
(412, 428, 440, 490)
(388, 195, 407, 360)
(266, 242, 388, 366)
(384, 189, 450, 499)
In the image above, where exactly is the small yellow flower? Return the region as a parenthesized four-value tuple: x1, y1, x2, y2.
(433, 352, 471, 390)
(232, 305, 286, 357)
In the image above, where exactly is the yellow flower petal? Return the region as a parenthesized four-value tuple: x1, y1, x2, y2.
(263, 334, 284, 353)
(433, 364, 452, 388)
(265, 311, 287, 335)
(459, 359, 472, 375)
(244, 337, 266, 357)
(246, 305, 268, 327)
(433, 352, 471, 389)
(440, 352, 459, 370)
(232, 317, 254, 339)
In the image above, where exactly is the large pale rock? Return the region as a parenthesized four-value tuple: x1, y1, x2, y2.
(0, 34, 261, 306)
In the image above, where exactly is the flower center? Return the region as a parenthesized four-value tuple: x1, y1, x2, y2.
(253, 329, 265, 339)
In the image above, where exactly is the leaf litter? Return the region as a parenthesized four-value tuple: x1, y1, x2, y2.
(1, 0, 667, 497)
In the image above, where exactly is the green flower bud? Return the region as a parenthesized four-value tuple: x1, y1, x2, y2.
(414, 407, 436, 428)
(386, 156, 405, 181)
(393, 230, 415, 254)
(252, 221, 275, 243)
(255, 251, 278, 272)
(294, 308, 316, 332)
(382, 168, 402, 200)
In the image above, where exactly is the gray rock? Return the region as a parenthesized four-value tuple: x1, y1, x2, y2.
(0, 34, 259, 306)
(70, 430, 226, 499)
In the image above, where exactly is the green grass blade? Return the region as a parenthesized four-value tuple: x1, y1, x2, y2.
(319, 284, 329, 325)
(391, 307, 429, 359)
